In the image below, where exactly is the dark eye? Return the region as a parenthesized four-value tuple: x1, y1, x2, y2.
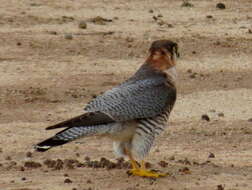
(160, 50, 166, 55)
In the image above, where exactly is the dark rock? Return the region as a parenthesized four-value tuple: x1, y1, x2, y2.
(24, 161, 42, 168)
(216, 3, 226, 9)
(201, 114, 210, 121)
(158, 160, 168, 168)
(181, 1, 194, 7)
(217, 184, 225, 190)
(64, 178, 72, 183)
(208, 152, 215, 158)
(64, 34, 73, 40)
(26, 152, 32, 158)
(78, 21, 87, 29)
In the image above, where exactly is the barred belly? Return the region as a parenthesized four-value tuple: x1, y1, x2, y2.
(131, 112, 170, 160)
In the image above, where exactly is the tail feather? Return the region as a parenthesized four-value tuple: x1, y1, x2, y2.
(46, 112, 114, 130)
(35, 123, 115, 152)
(35, 137, 68, 152)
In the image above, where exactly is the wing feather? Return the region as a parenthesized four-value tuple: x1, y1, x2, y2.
(84, 76, 176, 121)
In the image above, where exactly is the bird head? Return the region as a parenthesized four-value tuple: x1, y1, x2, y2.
(147, 40, 179, 71)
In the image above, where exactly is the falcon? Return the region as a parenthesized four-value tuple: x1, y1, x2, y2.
(35, 40, 179, 178)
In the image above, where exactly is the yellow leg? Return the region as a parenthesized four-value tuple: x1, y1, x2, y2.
(125, 150, 168, 178)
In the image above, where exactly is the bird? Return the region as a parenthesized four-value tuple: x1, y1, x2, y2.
(35, 39, 179, 178)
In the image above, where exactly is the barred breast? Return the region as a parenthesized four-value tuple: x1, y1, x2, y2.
(136, 111, 170, 137)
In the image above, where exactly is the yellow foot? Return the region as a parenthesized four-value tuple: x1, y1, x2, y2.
(127, 169, 168, 178)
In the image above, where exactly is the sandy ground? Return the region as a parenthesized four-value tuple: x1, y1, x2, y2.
(0, 0, 252, 190)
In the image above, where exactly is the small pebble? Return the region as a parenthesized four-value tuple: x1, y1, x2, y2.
(48, 31, 57, 35)
(190, 73, 197, 79)
(201, 114, 210, 121)
(206, 15, 213, 19)
(181, 1, 194, 7)
(217, 184, 225, 190)
(78, 21, 87, 29)
(208, 152, 215, 158)
(21, 177, 26, 181)
(158, 160, 168, 168)
(149, 9, 154, 13)
(248, 29, 252, 34)
(87, 179, 92, 184)
(64, 34, 73, 40)
(216, 3, 226, 9)
(218, 113, 224, 117)
(26, 152, 32, 158)
(248, 118, 252, 122)
(64, 178, 72, 183)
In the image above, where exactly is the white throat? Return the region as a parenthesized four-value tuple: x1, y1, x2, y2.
(165, 66, 177, 82)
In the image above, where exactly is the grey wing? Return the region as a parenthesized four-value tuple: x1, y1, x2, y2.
(84, 77, 176, 121)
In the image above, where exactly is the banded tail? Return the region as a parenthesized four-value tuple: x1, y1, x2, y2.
(35, 112, 115, 152)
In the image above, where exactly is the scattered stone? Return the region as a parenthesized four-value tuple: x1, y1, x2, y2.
(187, 69, 192, 73)
(64, 159, 84, 169)
(78, 21, 87, 29)
(208, 152, 215, 158)
(217, 184, 225, 190)
(84, 156, 90, 162)
(158, 160, 168, 168)
(177, 158, 191, 165)
(152, 16, 158, 21)
(26, 152, 32, 158)
(89, 16, 112, 25)
(64, 178, 72, 183)
(189, 73, 197, 79)
(76, 153, 80, 157)
(201, 114, 210, 121)
(86, 179, 92, 184)
(64, 173, 69, 177)
(218, 112, 224, 117)
(179, 167, 191, 174)
(145, 162, 152, 169)
(19, 166, 25, 171)
(0, 148, 2, 153)
(43, 159, 64, 170)
(24, 161, 42, 168)
(167, 24, 173, 28)
(64, 34, 73, 40)
(149, 9, 154, 13)
(216, 3, 226, 9)
(248, 118, 252, 122)
(157, 14, 163, 18)
(206, 15, 213, 19)
(181, 0, 194, 7)
(21, 177, 26, 181)
(248, 29, 252, 34)
(17, 42, 22, 46)
(192, 51, 196, 54)
(48, 31, 57, 35)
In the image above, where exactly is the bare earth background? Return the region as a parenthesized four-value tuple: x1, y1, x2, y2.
(0, 0, 252, 190)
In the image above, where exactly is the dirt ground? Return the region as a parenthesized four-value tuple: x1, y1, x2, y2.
(0, 0, 252, 190)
